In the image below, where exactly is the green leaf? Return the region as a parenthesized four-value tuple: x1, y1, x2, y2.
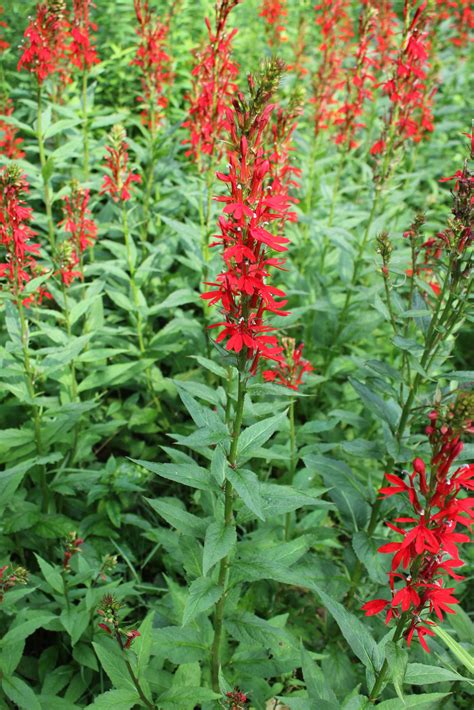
(0, 614, 55, 647)
(202, 520, 236, 576)
(236, 411, 287, 463)
(152, 627, 208, 664)
(260, 483, 331, 516)
(2, 676, 41, 710)
(87, 689, 141, 709)
(157, 686, 220, 708)
(35, 555, 64, 594)
(385, 641, 408, 701)
(405, 662, 471, 685)
(314, 587, 382, 672)
(301, 646, 337, 703)
(78, 362, 148, 393)
(145, 498, 208, 537)
(60, 608, 89, 646)
(431, 625, 474, 674)
(226, 467, 265, 520)
(92, 642, 135, 691)
(349, 378, 401, 431)
(135, 613, 154, 676)
(133, 459, 212, 490)
(376, 692, 449, 709)
(182, 577, 222, 626)
(352, 531, 389, 584)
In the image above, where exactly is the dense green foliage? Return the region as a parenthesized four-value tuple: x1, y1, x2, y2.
(0, 1, 473, 709)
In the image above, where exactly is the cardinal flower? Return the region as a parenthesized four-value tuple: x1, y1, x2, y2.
(362, 401, 473, 653)
(100, 125, 141, 203)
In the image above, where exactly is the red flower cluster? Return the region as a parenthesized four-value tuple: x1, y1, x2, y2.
(0, 165, 50, 306)
(203, 60, 297, 373)
(436, 0, 474, 48)
(333, 7, 377, 150)
(363, 0, 398, 70)
(0, 97, 25, 159)
(132, 0, 171, 130)
(405, 159, 472, 296)
(362, 406, 473, 653)
(224, 687, 248, 709)
(182, 0, 240, 167)
(100, 125, 141, 203)
(0, 4, 9, 52)
(18, 0, 69, 84)
(259, 0, 287, 46)
(63, 531, 84, 570)
(263, 339, 313, 390)
(61, 181, 97, 253)
(311, 0, 354, 137)
(69, 0, 99, 71)
(0, 564, 28, 603)
(370, 2, 434, 157)
(97, 594, 141, 650)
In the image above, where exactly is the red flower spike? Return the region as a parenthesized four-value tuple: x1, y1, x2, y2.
(131, 0, 172, 130)
(100, 125, 141, 203)
(259, 0, 288, 47)
(311, 0, 353, 138)
(69, 0, 99, 71)
(0, 97, 25, 160)
(262, 339, 313, 391)
(0, 165, 51, 306)
(202, 59, 297, 374)
(363, 403, 473, 653)
(370, 1, 435, 173)
(18, 1, 70, 84)
(182, 0, 241, 168)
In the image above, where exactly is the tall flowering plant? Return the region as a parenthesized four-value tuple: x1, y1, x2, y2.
(362, 399, 473, 700)
(0, 165, 50, 305)
(370, 0, 434, 174)
(203, 62, 296, 375)
(58, 180, 97, 284)
(18, 0, 70, 250)
(311, 0, 353, 139)
(132, 0, 171, 133)
(69, 0, 100, 178)
(0, 165, 50, 510)
(183, 0, 240, 169)
(259, 0, 288, 47)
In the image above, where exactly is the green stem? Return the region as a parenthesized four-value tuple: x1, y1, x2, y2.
(37, 85, 55, 251)
(369, 615, 407, 702)
(115, 631, 155, 710)
(61, 283, 80, 462)
(284, 398, 297, 540)
(122, 204, 145, 354)
(82, 71, 90, 181)
(211, 368, 246, 691)
(18, 301, 49, 513)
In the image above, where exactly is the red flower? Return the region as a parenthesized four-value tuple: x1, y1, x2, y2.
(370, 2, 435, 162)
(361, 598, 390, 616)
(202, 60, 298, 374)
(263, 339, 313, 390)
(259, 0, 288, 46)
(362, 403, 473, 654)
(61, 181, 97, 253)
(0, 4, 9, 52)
(0, 97, 25, 159)
(100, 125, 141, 203)
(69, 0, 99, 71)
(62, 531, 84, 570)
(132, 0, 172, 130)
(124, 629, 141, 649)
(311, 0, 353, 137)
(0, 165, 51, 306)
(182, 0, 240, 167)
(18, 1, 69, 84)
